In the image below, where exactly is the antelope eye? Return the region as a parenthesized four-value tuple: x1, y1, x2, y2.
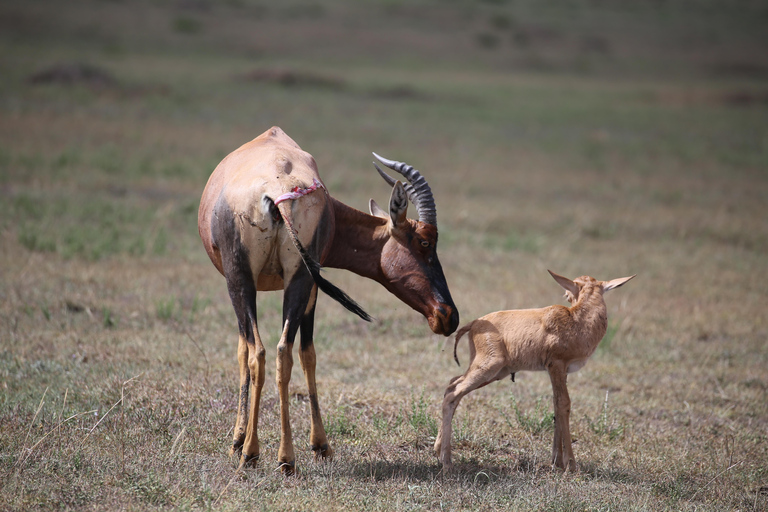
(420, 240, 430, 248)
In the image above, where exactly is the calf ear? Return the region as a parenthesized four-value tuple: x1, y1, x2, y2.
(369, 199, 388, 218)
(388, 181, 408, 227)
(548, 270, 579, 297)
(603, 274, 636, 292)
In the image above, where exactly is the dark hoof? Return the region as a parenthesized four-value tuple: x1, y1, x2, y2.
(239, 452, 259, 469)
(278, 460, 297, 476)
(311, 443, 333, 460)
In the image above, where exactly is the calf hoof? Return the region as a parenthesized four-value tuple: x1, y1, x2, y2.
(279, 460, 297, 476)
(311, 443, 333, 460)
(552, 458, 577, 472)
(239, 452, 259, 469)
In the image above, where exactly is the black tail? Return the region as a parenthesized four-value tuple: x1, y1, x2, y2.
(273, 199, 372, 322)
(293, 237, 373, 322)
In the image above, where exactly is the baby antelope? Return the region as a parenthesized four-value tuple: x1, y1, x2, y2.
(435, 270, 635, 471)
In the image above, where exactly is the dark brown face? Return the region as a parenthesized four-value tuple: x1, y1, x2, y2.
(380, 221, 459, 336)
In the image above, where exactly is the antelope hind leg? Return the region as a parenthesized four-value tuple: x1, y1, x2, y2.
(231, 334, 250, 458)
(437, 358, 508, 470)
(299, 300, 333, 460)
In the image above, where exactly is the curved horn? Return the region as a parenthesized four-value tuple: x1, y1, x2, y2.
(372, 152, 437, 225)
(373, 162, 419, 208)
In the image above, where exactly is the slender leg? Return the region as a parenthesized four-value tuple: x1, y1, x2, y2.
(548, 363, 576, 471)
(298, 291, 332, 460)
(241, 329, 266, 467)
(276, 319, 296, 474)
(436, 358, 507, 470)
(551, 412, 562, 468)
(220, 249, 265, 469)
(214, 199, 274, 469)
(275, 272, 313, 475)
(434, 374, 462, 459)
(231, 334, 250, 458)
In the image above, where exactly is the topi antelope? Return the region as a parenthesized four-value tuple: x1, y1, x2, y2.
(198, 127, 459, 474)
(435, 270, 635, 471)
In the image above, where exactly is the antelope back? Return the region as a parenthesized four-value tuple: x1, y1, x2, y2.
(198, 127, 331, 281)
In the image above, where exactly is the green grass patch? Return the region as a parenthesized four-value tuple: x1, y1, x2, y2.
(584, 391, 625, 441)
(504, 395, 554, 436)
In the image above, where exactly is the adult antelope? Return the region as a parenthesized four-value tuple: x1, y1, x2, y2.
(198, 127, 458, 474)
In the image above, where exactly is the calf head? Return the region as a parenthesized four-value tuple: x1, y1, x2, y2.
(548, 270, 636, 303)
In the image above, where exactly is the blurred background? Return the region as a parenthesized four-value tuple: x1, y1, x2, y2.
(1, 0, 767, 510)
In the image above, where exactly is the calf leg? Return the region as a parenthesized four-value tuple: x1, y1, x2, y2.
(436, 357, 508, 470)
(433, 374, 461, 458)
(548, 362, 576, 471)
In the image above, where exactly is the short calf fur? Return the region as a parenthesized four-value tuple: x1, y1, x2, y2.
(435, 270, 635, 471)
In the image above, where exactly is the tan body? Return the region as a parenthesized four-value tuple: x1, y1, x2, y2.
(199, 127, 332, 290)
(435, 270, 635, 471)
(198, 127, 458, 474)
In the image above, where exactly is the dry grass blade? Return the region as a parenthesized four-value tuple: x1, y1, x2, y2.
(78, 374, 142, 450)
(183, 328, 210, 379)
(168, 426, 186, 458)
(688, 461, 744, 502)
(16, 409, 99, 468)
(16, 387, 48, 466)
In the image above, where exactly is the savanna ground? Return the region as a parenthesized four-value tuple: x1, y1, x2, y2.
(1, 0, 767, 510)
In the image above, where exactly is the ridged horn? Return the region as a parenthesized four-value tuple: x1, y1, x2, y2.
(372, 152, 437, 226)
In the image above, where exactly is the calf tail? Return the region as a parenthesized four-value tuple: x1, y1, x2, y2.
(453, 322, 474, 366)
(274, 199, 372, 322)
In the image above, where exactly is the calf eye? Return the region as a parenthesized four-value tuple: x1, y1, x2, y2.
(420, 240, 430, 248)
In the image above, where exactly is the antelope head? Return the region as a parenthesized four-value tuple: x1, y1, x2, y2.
(369, 153, 459, 336)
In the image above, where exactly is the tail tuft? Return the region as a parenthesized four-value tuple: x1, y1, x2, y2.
(296, 241, 373, 322)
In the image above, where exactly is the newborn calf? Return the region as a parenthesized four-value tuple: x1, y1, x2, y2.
(435, 270, 635, 471)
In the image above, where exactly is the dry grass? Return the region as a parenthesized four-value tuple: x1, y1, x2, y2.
(1, 0, 767, 510)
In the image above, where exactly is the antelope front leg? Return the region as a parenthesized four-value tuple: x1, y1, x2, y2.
(240, 332, 266, 468)
(276, 320, 296, 474)
(548, 363, 576, 471)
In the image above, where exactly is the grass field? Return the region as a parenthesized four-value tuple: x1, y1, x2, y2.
(1, 0, 767, 510)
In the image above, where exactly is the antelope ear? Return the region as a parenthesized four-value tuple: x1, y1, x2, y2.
(548, 270, 579, 297)
(369, 199, 388, 218)
(388, 181, 408, 227)
(603, 274, 636, 292)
